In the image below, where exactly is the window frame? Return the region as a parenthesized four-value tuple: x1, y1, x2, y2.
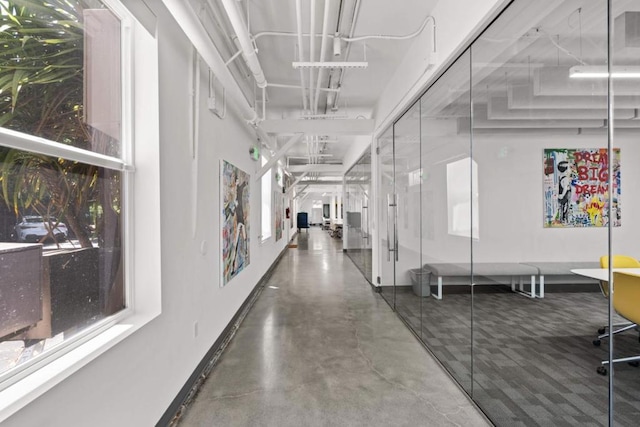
(260, 155, 272, 242)
(0, 0, 161, 420)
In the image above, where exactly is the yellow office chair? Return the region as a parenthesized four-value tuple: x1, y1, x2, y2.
(597, 271, 640, 375)
(593, 255, 640, 347)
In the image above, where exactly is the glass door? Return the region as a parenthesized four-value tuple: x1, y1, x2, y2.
(378, 127, 396, 307)
(393, 102, 423, 332)
(360, 151, 372, 283)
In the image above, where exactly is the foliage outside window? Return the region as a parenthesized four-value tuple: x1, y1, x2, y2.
(0, 0, 126, 381)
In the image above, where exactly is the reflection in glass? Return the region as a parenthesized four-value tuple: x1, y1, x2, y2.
(471, 0, 610, 425)
(447, 158, 478, 239)
(0, 147, 124, 378)
(345, 148, 373, 283)
(420, 50, 472, 393)
(392, 102, 422, 332)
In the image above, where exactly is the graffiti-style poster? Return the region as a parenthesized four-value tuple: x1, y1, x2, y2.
(543, 148, 620, 228)
(274, 191, 283, 241)
(221, 160, 250, 286)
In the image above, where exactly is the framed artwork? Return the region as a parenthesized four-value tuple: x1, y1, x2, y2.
(221, 160, 250, 286)
(274, 190, 283, 241)
(543, 148, 621, 228)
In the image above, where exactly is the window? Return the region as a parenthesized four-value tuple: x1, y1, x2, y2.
(0, 0, 155, 392)
(408, 168, 422, 187)
(261, 156, 271, 241)
(447, 157, 479, 239)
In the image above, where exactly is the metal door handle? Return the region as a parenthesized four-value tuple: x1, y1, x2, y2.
(387, 194, 398, 262)
(362, 205, 368, 240)
(386, 200, 391, 262)
(393, 197, 398, 262)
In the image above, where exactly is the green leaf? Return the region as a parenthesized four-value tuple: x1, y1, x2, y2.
(10, 68, 26, 110)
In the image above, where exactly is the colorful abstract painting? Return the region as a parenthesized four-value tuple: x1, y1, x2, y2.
(543, 148, 621, 228)
(221, 160, 250, 286)
(274, 191, 283, 241)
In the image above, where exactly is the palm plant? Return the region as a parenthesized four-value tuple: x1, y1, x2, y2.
(0, 0, 120, 248)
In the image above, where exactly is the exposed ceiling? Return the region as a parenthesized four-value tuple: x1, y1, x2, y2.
(177, 0, 640, 200)
(182, 0, 438, 199)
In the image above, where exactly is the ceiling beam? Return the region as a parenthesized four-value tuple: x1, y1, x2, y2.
(259, 119, 374, 135)
(285, 172, 308, 194)
(297, 180, 343, 186)
(288, 164, 343, 173)
(255, 133, 304, 180)
(293, 185, 310, 199)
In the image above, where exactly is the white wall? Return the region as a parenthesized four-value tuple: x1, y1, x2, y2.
(417, 132, 639, 264)
(372, 0, 511, 137)
(4, 2, 289, 426)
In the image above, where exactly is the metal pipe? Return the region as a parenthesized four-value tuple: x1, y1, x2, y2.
(343, 15, 436, 47)
(261, 86, 266, 121)
(162, 0, 259, 124)
(332, 0, 361, 110)
(220, 0, 267, 88)
(295, 0, 309, 111)
(314, 0, 332, 114)
(309, 0, 317, 110)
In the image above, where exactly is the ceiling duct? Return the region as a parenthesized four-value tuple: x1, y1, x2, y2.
(219, 0, 268, 88)
(161, 0, 259, 124)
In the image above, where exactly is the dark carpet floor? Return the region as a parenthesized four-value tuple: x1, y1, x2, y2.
(383, 284, 640, 426)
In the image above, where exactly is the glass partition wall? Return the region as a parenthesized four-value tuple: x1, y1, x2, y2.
(345, 150, 373, 282)
(420, 51, 473, 393)
(470, 2, 610, 425)
(378, 127, 395, 307)
(374, 0, 639, 424)
(611, 1, 640, 425)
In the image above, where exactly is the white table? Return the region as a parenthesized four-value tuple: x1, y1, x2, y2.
(571, 268, 640, 281)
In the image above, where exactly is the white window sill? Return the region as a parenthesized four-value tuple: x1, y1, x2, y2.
(0, 311, 157, 423)
(260, 236, 272, 244)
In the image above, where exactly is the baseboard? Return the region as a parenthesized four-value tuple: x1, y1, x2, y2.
(156, 245, 289, 427)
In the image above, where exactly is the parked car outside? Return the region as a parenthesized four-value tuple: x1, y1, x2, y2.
(12, 216, 69, 243)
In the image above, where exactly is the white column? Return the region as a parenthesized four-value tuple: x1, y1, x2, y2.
(330, 195, 336, 220)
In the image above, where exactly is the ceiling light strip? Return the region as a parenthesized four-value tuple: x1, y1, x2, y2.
(292, 61, 369, 69)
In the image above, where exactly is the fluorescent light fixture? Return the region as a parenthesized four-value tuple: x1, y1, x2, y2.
(292, 61, 368, 69)
(569, 65, 640, 78)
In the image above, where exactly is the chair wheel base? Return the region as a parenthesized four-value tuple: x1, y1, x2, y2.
(629, 361, 640, 367)
(593, 339, 601, 347)
(598, 327, 606, 335)
(597, 366, 607, 376)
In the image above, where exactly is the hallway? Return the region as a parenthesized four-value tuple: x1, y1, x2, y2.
(179, 228, 490, 426)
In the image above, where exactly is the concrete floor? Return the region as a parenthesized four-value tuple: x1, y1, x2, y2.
(179, 228, 491, 426)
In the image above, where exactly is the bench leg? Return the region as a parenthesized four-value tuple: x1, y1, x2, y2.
(539, 275, 545, 298)
(530, 275, 536, 298)
(432, 276, 443, 300)
(512, 275, 536, 298)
